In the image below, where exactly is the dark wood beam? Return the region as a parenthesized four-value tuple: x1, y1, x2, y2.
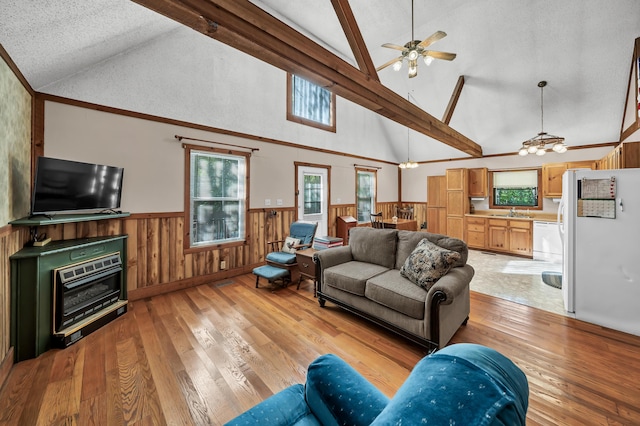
(330, 0, 379, 82)
(442, 75, 465, 125)
(132, 0, 482, 157)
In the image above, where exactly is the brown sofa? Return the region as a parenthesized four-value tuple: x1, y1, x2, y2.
(315, 227, 474, 351)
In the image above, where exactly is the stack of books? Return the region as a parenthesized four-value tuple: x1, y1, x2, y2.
(313, 236, 343, 250)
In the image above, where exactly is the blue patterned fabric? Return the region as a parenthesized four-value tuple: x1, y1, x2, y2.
(224, 384, 320, 426)
(224, 345, 528, 426)
(372, 343, 528, 426)
(305, 354, 390, 426)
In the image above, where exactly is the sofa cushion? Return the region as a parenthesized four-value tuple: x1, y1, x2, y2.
(365, 270, 427, 320)
(266, 251, 297, 264)
(324, 261, 389, 296)
(348, 227, 398, 269)
(400, 239, 461, 290)
(396, 230, 467, 270)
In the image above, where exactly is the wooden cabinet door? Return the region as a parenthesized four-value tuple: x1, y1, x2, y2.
(488, 219, 508, 251)
(509, 220, 532, 256)
(427, 207, 447, 234)
(465, 217, 486, 249)
(567, 160, 595, 170)
(468, 168, 488, 197)
(427, 175, 446, 207)
(447, 191, 465, 216)
(542, 163, 567, 198)
(509, 227, 532, 256)
(446, 168, 465, 191)
(446, 217, 465, 240)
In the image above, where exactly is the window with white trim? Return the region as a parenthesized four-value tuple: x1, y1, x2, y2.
(186, 145, 248, 247)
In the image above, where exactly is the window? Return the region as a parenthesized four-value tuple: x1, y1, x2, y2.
(303, 174, 322, 215)
(356, 169, 377, 222)
(489, 169, 542, 210)
(185, 145, 248, 248)
(287, 73, 336, 132)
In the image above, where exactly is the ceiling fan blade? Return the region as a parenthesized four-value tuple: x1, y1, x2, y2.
(381, 43, 407, 51)
(423, 50, 457, 61)
(376, 56, 403, 72)
(417, 31, 447, 48)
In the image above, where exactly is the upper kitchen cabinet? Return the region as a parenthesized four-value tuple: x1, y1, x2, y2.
(542, 161, 595, 198)
(596, 141, 640, 170)
(468, 168, 488, 197)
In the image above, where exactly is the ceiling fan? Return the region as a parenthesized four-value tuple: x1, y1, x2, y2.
(376, 0, 456, 78)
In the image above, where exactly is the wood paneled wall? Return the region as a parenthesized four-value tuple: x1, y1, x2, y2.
(0, 201, 426, 379)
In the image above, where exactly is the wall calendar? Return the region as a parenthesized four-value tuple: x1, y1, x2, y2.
(577, 177, 616, 219)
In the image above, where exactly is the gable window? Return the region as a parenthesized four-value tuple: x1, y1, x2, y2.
(489, 169, 542, 210)
(356, 169, 377, 222)
(287, 73, 336, 132)
(185, 144, 248, 248)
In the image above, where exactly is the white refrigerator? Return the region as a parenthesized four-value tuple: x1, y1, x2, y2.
(558, 168, 640, 336)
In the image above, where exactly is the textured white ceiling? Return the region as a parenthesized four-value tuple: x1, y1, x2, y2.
(1, 0, 639, 162)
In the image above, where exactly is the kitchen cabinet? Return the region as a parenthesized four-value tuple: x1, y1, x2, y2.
(427, 175, 446, 207)
(465, 217, 486, 249)
(596, 141, 640, 170)
(427, 206, 447, 235)
(427, 175, 447, 234)
(468, 168, 488, 197)
(446, 169, 469, 240)
(509, 220, 532, 256)
(484, 217, 532, 256)
(542, 161, 595, 198)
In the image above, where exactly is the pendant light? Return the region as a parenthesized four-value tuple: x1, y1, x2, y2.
(518, 81, 568, 156)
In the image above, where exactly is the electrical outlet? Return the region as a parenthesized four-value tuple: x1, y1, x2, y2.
(220, 260, 226, 269)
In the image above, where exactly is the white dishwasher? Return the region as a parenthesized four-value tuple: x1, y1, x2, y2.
(533, 221, 562, 263)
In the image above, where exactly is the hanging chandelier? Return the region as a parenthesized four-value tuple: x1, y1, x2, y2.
(399, 94, 419, 169)
(518, 81, 568, 156)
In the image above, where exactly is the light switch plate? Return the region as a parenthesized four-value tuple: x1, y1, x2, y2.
(265, 199, 271, 206)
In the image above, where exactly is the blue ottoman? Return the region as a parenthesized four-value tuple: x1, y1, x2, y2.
(253, 265, 290, 289)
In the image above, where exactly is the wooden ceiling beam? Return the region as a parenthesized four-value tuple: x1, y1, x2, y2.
(443, 75, 465, 125)
(134, 0, 482, 157)
(330, 0, 379, 82)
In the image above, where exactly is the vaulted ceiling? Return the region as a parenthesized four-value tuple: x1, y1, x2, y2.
(1, 1, 639, 163)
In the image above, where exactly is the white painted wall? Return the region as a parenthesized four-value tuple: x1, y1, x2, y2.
(41, 26, 406, 165)
(43, 101, 398, 213)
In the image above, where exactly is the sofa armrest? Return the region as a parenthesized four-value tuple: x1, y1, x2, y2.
(305, 354, 390, 426)
(426, 264, 474, 305)
(315, 246, 353, 271)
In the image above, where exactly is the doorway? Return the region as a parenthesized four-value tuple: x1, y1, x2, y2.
(296, 164, 329, 237)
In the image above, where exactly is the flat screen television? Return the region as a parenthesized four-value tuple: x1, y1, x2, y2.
(31, 156, 124, 215)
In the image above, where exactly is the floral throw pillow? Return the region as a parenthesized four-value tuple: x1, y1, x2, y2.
(282, 236, 301, 253)
(400, 238, 461, 290)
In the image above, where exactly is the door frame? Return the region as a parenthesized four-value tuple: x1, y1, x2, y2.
(295, 162, 330, 237)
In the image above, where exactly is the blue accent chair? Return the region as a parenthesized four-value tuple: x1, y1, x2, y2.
(256, 221, 317, 289)
(224, 343, 529, 426)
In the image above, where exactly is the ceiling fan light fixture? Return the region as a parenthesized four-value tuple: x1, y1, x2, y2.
(407, 49, 419, 61)
(424, 55, 434, 66)
(408, 60, 418, 78)
(519, 81, 568, 156)
(392, 60, 403, 71)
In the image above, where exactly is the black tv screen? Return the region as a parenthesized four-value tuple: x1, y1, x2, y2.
(31, 156, 124, 215)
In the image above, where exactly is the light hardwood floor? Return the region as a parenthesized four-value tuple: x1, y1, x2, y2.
(1, 273, 639, 425)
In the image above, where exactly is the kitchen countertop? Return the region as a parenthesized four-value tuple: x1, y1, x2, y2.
(467, 210, 558, 222)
